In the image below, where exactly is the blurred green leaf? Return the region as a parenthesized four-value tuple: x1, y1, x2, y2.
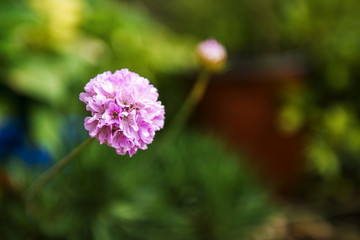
(307, 138, 339, 178)
(9, 59, 66, 106)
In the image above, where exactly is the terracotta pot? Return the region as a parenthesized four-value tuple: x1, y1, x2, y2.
(194, 55, 307, 192)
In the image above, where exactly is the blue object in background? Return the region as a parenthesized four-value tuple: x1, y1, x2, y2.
(0, 118, 25, 158)
(0, 117, 51, 167)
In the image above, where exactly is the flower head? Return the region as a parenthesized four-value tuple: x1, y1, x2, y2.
(80, 69, 165, 157)
(196, 38, 227, 72)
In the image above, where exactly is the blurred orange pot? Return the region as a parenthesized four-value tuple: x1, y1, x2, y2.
(194, 55, 307, 192)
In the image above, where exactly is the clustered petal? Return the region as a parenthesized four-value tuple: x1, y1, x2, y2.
(80, 69, 165, 157)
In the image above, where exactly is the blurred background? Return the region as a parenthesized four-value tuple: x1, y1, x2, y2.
(1, 0, 360, 239)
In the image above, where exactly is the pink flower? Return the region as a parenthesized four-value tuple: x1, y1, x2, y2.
(80, 69, 165, 157)
(196, 38, 227, 72)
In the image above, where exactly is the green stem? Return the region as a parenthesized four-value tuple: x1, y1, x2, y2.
(25, 137, 94, 211)
(165, 70, 211, 141)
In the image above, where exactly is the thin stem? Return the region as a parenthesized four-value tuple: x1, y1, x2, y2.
(164, 70, 211, 141)
(25, 137, 94, 211)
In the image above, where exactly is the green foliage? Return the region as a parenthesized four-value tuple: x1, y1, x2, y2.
(0, 132, 273, 239)
(157, 132, 273, 240)
(0, 0, 195, 109)
(306, 105, 360, 177)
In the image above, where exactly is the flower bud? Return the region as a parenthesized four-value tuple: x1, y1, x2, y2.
(196, 38, 227, 72)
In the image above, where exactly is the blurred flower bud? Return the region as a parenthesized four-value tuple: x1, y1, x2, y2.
(196, 38, 227, 72)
